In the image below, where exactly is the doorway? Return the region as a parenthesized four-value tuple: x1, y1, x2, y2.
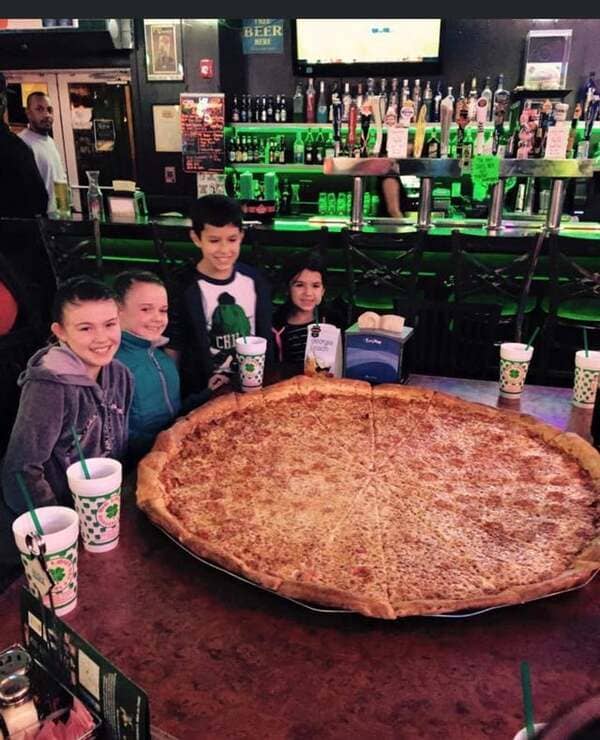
(5, 69, 136, 213)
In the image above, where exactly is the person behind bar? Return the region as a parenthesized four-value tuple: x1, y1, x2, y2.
(165, 194, 272, 396)
(272, 251, 344, 374)
(19, 91, 68, 215)
(1, 276, 133, 515)
(114, 270, 181, 458)
(380, 176, 411, 219)
(0, 72, 48, 218)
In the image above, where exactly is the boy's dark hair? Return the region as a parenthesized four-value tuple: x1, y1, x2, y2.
(51, 276, 116, 323)
(190, 194, 243, 235)
(113, 270, 165, 302)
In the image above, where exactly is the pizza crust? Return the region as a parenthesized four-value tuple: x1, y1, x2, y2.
(136, 377, 600, 619)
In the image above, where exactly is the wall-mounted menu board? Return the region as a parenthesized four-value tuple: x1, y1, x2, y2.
(180, 93, 225, 173)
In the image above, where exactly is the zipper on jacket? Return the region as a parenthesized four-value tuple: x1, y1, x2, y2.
(149, 348, 175, 417)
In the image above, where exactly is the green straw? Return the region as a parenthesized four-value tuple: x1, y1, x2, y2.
(520, 661, 536, 740)
(314, 306, 319, 327)
(584, 328, 589, 358)
(70, 425, 91, 480)
(16, 472, 44, 537)
(525, 326, 540, 351)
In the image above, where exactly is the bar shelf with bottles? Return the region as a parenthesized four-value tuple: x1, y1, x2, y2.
(225, 70, 600, 224)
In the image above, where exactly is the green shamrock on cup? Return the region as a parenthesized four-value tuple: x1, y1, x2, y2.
(49, 566, 65, 583)
(105, 503, 119, 519)
(244, 362, 255, 372)
(509, 368, 521, 379)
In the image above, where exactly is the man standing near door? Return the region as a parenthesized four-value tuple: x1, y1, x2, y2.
(0, 74, 48, 218)
(19, 91, 67, 214)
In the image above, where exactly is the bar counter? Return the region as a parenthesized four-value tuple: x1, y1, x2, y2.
(0, 376, 598, 738)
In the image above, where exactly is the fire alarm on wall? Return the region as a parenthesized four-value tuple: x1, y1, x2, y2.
(199, 59, 214, 78)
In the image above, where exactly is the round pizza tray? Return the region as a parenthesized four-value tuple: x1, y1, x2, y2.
(155, 523, 599, 619)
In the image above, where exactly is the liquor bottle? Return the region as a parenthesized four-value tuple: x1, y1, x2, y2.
(355, 82, 364, 112)
(481, 76, 493, 121)
(401, 78, 410, 105)
(324, 132, 335, 159)
(467, 77, 478, 121)
(231, 95, 240, 123)
(422, 80, 433, 121)
(316, 81, 328, 123)
(266, 95, 274, 122)
(456, 81, 466, 117)
(411, 79, 421, 121)
(280, 95, 287, 123)
(306, 77, 316, 123)
(492, 74, 509, 114)
(86, 171, 105, 220)
(280, 178, 290, 215)
(342, 82, 352, 122)
(227, 136, 237, 163)
(366, 77, 376, 98)
(274, 94, 281, 123)
(389, 77, 399, 115)
(475, 97, 489, 155)
(331, 85, 343, 155)
(241, 135, 248, 162)
(279, 135, 286, 164)
(235, 135, 243, 163)
(305, 129, 315, 164)
(348, 98, 358, 148)
(432, 81, 442, 123)
(293, 131, 305, 163)
(293, 83, 304, 123)
(315, 131, 325, 164)
(580, 71, 597, 116)
(253, 96, 261, 123)
(380, 78, 388, 110)
(252, 136, 260, 163)
(440, 90, 454, 158)
(260, 95, 267, 123)
(240, 94, 248, 123)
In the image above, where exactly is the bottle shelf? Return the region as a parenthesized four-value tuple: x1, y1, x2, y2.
(225, 163, 324, 173)
(226, 122, 497, 132)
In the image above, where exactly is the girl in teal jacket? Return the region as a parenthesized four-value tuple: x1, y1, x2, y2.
(115, 271, 181, 456)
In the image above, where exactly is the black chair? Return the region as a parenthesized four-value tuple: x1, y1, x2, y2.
(150, 220, 195, 289)
(244, 225, 333, 305)
(538, 233, 600, 382)
(394, 297, 502, 380)
(37, 217, 104, 285)
(342, 228, 426, 325)
(449, 229, 545, 342)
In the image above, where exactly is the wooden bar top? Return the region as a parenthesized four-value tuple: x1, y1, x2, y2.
(0, 376, 598, 739)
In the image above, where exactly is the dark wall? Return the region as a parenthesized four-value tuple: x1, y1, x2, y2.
(241, 18, 600, 107)
(130, 19, 223, 213)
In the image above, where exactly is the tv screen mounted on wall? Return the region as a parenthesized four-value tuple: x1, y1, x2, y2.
(292, 19, 443, 77)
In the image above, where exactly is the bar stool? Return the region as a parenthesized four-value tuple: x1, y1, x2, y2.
(539, 232, 600, 382)
(449, 229, 545, 342)
(394, 297, 501, 380)
(341, 227, 426, 325)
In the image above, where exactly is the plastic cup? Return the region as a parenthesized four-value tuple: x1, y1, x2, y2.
(12, 506, 79, 616)
(235, 336, 267, 391)
(572, 350, 600, 408)
(512, 723, 546, 740)
(499, 342, 534, 398)
(66, 458, 122, 553)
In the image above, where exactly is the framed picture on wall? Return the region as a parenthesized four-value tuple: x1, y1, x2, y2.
(144, 19, 184, 81)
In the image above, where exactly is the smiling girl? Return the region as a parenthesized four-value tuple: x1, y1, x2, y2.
(272, 252, 342, 371)
(1, 276, 133, 514)
(114, 270, 181, 456)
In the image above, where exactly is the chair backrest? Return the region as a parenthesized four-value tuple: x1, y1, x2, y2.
(341, 228, 426, 323)
(394, 297, 501, 379)
(546, 233, 600, 318)
(244, 225, 331, 303)
(37, 217, 104, 285)
(150, 221, 196, 289)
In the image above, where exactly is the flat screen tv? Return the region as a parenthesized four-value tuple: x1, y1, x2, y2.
(292, 19, 443, 77)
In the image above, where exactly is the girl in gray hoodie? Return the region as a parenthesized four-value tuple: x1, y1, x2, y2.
(1, 277, 133, 515)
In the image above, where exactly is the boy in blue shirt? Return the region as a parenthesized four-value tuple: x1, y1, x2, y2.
(114, 270, 181, 457)
(166, 195, 272, 396)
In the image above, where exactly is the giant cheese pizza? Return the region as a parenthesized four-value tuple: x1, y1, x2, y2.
(136, 376, 600, 619)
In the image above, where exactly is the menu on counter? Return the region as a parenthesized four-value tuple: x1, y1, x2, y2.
(180, 93, 225, 173)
